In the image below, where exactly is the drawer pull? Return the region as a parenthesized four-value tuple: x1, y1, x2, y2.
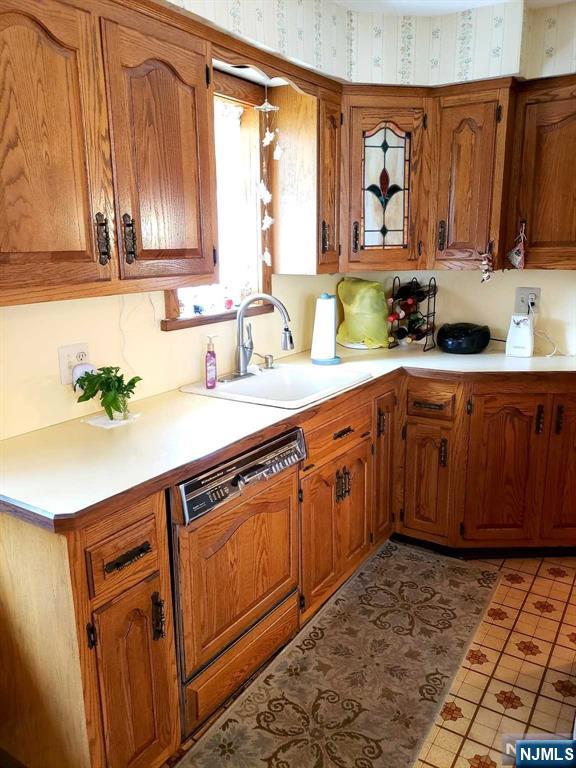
(535, 404, 545, 435)
(412, 400, 444, 411)
(333, 426, 354, 440)
(103, 540, 152, 574)
(151, 592, 166, 640)
(439, 438, 448, 467)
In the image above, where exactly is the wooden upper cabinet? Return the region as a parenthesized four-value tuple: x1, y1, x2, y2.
(93, 573, 179, 768)
(463, 394, 550, 542)
(101, 16, 216, 280)
(541, 395, 576, 541)
(431, 91, 505, 268)
(509, 77, 576, 268)
(0, 0, 114, 293)
(402, 420, 451, 541)
(342, 96, 432, 271)
(318, 95, 340, 271)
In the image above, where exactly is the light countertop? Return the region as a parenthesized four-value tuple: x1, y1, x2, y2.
(1, 346, 574, 523)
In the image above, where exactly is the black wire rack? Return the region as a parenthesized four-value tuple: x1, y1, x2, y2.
(388, 276, 437, 352)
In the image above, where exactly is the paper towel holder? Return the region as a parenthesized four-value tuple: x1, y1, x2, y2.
(311, 292, 341, 365)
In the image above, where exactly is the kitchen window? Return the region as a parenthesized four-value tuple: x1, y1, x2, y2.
(162, 81, 271, 330)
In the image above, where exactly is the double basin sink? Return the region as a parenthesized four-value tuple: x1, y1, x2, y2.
(181, 364, 372, 409)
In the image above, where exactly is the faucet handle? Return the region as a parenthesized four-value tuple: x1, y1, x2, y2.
(245, 322, 254, 351)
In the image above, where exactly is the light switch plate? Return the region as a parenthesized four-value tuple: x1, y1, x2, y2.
(58, 343, 89, 385)
(514, 287, 541, 315)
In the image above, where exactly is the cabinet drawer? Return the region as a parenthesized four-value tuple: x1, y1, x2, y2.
(183, 593, 299, 734)
(304, 403, 372, 471)
(85, 515, 159, 600)
(407, 381, 457, 421)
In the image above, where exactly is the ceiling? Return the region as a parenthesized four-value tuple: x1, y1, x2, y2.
(333, 0, 574, 15)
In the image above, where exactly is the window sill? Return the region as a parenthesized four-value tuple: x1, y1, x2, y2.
(160, 303, 273, 331)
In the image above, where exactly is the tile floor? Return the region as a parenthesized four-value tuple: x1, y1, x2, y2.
(415, 556, 576, 768)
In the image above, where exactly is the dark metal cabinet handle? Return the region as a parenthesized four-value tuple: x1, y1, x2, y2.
(352, 221, 360, 252)
(335, 469, 344, 502)
(334, 426, 354, 440)
(321, 220, 329, 253)
(122, 213, 137, 264)
(151, 592, 166, 640)
(555, 404, 565, 435)
(103, 540, 152, 574)
(413, 400, 444, 411)
(535, 404, 545, 434)
(343, 466, 351, 497)
(95, 212, 111, 265)
(437, 220, 446, 251)
(377, 409, 386, 437)
(439, 438, 448, 467)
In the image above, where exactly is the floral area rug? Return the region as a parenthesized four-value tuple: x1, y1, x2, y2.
(178, 541, 499, 768)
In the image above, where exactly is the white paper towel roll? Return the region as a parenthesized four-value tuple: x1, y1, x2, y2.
(311, 293, 340, 365)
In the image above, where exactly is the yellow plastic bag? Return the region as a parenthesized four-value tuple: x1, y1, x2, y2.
(336, 277, 389, 349)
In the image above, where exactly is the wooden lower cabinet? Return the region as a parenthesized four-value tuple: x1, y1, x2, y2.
(301, 438, 372, 618)
(401, 420, 451, 542)
(93, 574, 179, 768)
(540, 395, 576, 541)
(462, 394, 550, 543)
(373, 391, 395, 543)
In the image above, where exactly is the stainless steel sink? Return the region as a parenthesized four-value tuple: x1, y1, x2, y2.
(181, 364, 372, 409)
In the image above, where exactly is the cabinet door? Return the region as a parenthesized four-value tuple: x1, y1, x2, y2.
(101, 18, 216, 280)
(93, 573, 178, 768)
(301, 460, 340, 616)
(0, 0, 113, 292)
(177, 470, 299, 677)
(403, 421, 450, 540)
(348, 105, 429, 269)
(463, 394, 550, 542)
(433, 96, 498, 266)
(373, 391, 395, 543)
(541, 395, 576, 541)
(512, 82, 576, 268)
(337, 439, 372, 573)
(318, 96, 340, 271)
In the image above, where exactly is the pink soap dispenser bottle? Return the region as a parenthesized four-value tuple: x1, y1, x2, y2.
(205, 335, 217, 389)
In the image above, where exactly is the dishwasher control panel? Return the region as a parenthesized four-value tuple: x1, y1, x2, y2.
(177, 428, 306, 525)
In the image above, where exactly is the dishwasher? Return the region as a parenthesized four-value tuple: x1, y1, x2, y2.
(169, 427, 306, 734)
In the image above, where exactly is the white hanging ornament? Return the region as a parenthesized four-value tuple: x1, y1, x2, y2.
(273, 142, 284, 160)
(261, 213, 274, 231)
(256, 180, 272, 204)
(261, 248, 272, 267)
(262, 128, 275, 147)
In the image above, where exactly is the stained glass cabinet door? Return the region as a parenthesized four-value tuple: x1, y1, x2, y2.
(348, 107, 429, 270)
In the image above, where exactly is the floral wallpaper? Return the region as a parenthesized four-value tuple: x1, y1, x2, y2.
(170, 0, 575, 85)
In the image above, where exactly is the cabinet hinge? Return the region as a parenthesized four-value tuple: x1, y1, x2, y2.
(459, 521, 465, 536)
(340, 112, 344, 126)
(213, 247, 218, 266)
(495, 104, 502, 123)
(299, 593, 306, 610)
(206, 64, 211, 87)
(423, 112, 428, 129)
(338, 243, 341, 256)
(371, 443, 375, 455)
(466, 399, 473, 415)
(399, 508, 404, 522)
(401, 424, 407, 440)
(298, 488, 303, 503)
(369, 532, 374, 544)
(417, 240, 423, 257)
(86, 622, 97, 650)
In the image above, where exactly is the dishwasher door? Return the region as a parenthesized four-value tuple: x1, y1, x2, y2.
(172, 465, 299, 680)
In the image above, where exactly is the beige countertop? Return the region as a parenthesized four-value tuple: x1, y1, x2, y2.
(1, 346, 574, 524)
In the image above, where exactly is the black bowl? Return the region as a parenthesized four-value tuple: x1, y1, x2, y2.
(437, 323, 491, 354)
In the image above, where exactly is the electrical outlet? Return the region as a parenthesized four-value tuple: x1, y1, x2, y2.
(58, 343, 89, 385)
(514, 287, 541, 315)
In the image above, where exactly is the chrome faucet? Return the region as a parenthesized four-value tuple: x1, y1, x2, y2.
(234, 293, 294, 377)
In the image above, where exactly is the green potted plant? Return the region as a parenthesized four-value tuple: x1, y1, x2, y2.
(75, 366, 142, 421)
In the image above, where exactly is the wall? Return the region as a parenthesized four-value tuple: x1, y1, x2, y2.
(170, 0, 576, 84)
(1, 270, 574, 440)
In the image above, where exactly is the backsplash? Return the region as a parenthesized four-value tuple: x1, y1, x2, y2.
(1, 270, 574, 440)
(169, 0, 575, 84)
